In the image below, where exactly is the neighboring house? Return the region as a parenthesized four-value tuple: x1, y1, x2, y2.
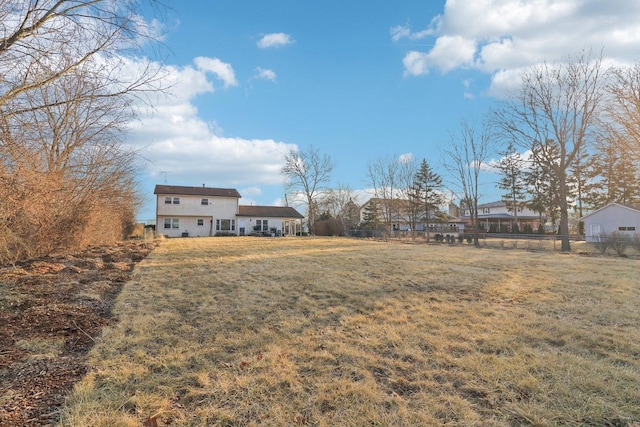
(358, 198, 421, 232)
(236, 205, 304, 236)
(154, 184, 304, 237)
(579, 203, 640, 242)
(358, 197, 455, 233)
(461, 200, 541, 232)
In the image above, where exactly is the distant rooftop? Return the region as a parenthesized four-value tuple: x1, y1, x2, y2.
(237, 205, 304, 219)
(154, 185, 241, 198)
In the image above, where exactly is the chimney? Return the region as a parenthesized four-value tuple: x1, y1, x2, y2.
(202, 183, 205, 188)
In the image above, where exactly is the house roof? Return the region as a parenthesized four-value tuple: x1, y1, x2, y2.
(154, 185, 241, 198)
(237, 205, 304, 219)
(579, 202, 640, 221)
(477, 200, 506, 209)
(460, 213, 539, 220)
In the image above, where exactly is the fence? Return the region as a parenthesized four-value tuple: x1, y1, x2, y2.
(475, 233, 584, 251)
(347, 230, 593, 252)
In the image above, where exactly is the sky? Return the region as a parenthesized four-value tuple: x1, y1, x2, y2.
(130, 0, 640, 222)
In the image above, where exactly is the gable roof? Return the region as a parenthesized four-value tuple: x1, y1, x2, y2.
(237, 205, 304, 219)
(579, 202, 640, 221)
(154, 185, 241, 198)
(477, 200, 506, 209)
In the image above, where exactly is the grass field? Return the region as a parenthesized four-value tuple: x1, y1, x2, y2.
(59, 237, 640, 426)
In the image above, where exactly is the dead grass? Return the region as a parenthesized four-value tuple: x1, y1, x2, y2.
(59, 237, 640, 426)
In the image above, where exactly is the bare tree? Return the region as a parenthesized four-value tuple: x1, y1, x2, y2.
(319, 184, 359, 233)
(606, 64, 640, 161)
(495, 49, 606, 251)
(0, 0, 164, 262)
(366, 154, 399, 234)
(445, 118, 492, 247)
(365, 154, 416, 235)
(0, 0, 164, 118)
(281, 146, 334, 235)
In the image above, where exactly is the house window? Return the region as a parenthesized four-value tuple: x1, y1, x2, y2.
(164, 197, 172, 204)
(201, 198, 209, 205)
(173, 197, 180, 205)
(483, 208, 490, 214)
(619, 226, 636, 231)
(164, 218, 179, 229)
(216, 219, 236, 231)
(197, 219, 204, 226)
(255, 219, 268, 232)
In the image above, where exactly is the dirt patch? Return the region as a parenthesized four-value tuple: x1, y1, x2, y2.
(0, 241, 158, 426)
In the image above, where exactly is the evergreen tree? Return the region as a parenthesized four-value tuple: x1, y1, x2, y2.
(524, 140, 562, 233)
(496, 142, 526, 232)
(412, 158, 443, 242)
(342, 199, 361, 231)
(587, 137, 640, 207)
(568, 144, 595, 218)
(361, 199, 380, 230)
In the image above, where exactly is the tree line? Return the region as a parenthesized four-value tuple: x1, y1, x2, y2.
(282, 50, 640, 251)
(0, 0, 163, 263)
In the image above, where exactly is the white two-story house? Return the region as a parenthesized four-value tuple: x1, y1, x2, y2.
(154, 184, 304, 237)
(155, 185, 241, 237)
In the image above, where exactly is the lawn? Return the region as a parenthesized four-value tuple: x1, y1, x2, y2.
(59, 237, 640, 426)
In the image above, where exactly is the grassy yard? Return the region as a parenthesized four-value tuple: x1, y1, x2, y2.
(59, 237, 640, 426)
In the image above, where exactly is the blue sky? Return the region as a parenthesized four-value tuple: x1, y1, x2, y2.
(131, 0, 640, 221)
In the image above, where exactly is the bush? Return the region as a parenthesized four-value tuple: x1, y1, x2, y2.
(631, 234, 640, 253)
(592, 233, 610, 253)
(610, 232, 629, 256)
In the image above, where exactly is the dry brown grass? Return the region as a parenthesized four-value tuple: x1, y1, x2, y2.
(59, 237, 640, 426)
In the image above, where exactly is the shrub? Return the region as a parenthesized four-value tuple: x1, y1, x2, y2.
(591, 233, 610, 253)
(610, 232, 629, 256)
(631, 234, 640, 253)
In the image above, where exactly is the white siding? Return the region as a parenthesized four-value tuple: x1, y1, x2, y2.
(583, 204, 640, 242)
(156, 194, 239, 237)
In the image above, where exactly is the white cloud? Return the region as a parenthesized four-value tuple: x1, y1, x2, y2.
(463, 79, 474, 99)
(390, 24, 412, 42)
(254, 67, 277, 81)
(390, 18, 440, 42)
(398, 0, 640, 93)
(125, 57, 296, 196)
(398, 153, 414, 164)
(403, 35, 476, 76)
(194, 56, 237, 88)
(257, 33, 294, 49)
